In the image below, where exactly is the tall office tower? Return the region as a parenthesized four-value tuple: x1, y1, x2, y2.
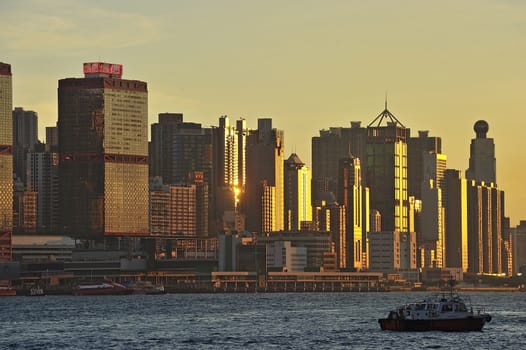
(27, 151, 59, 233)
(311, 122, 367, 206)
(149, 113, 183, 180)
(337, 155, 369, 271)
(58, 62, 148, 237)
(245, 118, 284, 233)
(12, 107, 38, 184)
(149, 113, 213, 234)
(443, 169, 468, 271)
(212, 116, 243, 232)
(407, 130, 442, 199)
(236, 118, 250, 191)
(464, 120, 506, 274)
(419, 153, 447, 268)
(467, 181, 504, 274)
(0, 63, 13, 261)
(284, 153, 312, 231)
(366, 106, 409, 232)
(466, 120, 496, 184)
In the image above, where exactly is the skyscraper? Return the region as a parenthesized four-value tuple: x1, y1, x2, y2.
(12, 107, 38, 184)
(366, 106, 409, 232)
(443, 169, 468, 271)
(58, 62, 148, 237)
(337, 155, 369, 270)
(464, 120, 506, 274)
(311, 122, 367, 206)
(149, 113, 212, 235)
(245, 118, 284, 233)
(0, 62, 13, 261)
(284, 153, 312, 231)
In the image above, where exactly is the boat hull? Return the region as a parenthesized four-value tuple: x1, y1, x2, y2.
(73, 288, 133, 296)
(378, 316, 489, 332)
(0, 289, 16, 297)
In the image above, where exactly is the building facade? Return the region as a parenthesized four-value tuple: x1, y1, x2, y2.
(58, 62, 149, 237)
(0, 63, 13, 261)
(284, 153, 312, 231)
(12, 107, 38, 184)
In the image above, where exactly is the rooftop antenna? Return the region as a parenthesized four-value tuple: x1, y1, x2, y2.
(385, 90, 388, 110)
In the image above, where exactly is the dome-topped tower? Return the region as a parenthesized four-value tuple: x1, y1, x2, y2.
(474, 120, 489, 139)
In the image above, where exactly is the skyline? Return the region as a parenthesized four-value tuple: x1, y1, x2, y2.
(1, 0, 525, 224)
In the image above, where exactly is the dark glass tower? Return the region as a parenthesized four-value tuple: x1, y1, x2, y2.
(58, 62, 149, 237)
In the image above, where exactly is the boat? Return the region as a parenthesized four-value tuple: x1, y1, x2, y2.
(126, 280, 166, 295)
(0, 285, 16, 297)
(28, 286, 45, 297)
(378, 290, 492, 331)
(72, 280, 134, 296)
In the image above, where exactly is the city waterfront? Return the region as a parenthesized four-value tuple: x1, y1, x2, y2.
(1, 292, 525, 349)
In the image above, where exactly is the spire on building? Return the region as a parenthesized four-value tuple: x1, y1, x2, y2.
(368, 97, 405, 128)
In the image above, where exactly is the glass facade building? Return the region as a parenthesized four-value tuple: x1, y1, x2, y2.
(0, 63, 13, 251)
(58, 65, 148, 237)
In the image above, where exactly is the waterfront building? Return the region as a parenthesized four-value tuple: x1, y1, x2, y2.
(58, 62, 148, 237)
(12, 107, 38, 184)
(257, 231, 331, 272)
(407, 130, 442, 199)
(284, 153, 312, 231)
(368, 231, 416, 274)
(245, 118, 285, 233)
(0, 62, 13, 262)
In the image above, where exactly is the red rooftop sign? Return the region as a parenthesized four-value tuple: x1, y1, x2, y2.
(83, 62, 123, 77)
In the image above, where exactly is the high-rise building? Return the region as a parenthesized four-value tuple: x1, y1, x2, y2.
(419, 153, 447, 268)
(0, 62, 13, 261)
(337, 155, 369, 271)
(466, 120, 496, 184)
(284, 153, 312, 231)
(366, 106, 409, 232)
(12, 107, 38, 184)
(512, 221, 526, 275)
(45, 126, 58, 152)
(464, 120, 507, 274)
(245, 118, 285, 233)
(443, 169, 468, 271)
(27, 151, 60, 233)
(407, 130, 442, 199)
(58, 62, 148, 237)
(149, 113, 213, 234)
(311, 122, 367, 206)
(212, 116, 249, 232)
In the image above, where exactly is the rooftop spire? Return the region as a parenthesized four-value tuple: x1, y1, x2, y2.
(367, 94, 405, 128)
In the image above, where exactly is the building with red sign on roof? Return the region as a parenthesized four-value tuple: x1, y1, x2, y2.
(58, 62, 149, 238)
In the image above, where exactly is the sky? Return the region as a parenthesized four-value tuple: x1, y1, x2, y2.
(1, 0, 525, 224)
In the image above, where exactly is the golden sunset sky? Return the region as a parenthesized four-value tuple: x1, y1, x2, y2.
(1, 0, 525, 224)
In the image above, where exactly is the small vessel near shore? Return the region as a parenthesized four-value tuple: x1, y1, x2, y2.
(72, 280, 133, 296)
(28, 286, 45, 296)
(0, 285, 16, 297)
(126, 280, 166, 295)
(378, 289, 492, 331)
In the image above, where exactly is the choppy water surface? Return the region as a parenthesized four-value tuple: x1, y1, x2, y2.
(1, 292, 524, 349)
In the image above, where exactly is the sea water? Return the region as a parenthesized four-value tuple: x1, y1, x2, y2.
(1, 292, 524, 349)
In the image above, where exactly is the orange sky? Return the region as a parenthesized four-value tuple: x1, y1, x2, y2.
(1, 0, 525, 224)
